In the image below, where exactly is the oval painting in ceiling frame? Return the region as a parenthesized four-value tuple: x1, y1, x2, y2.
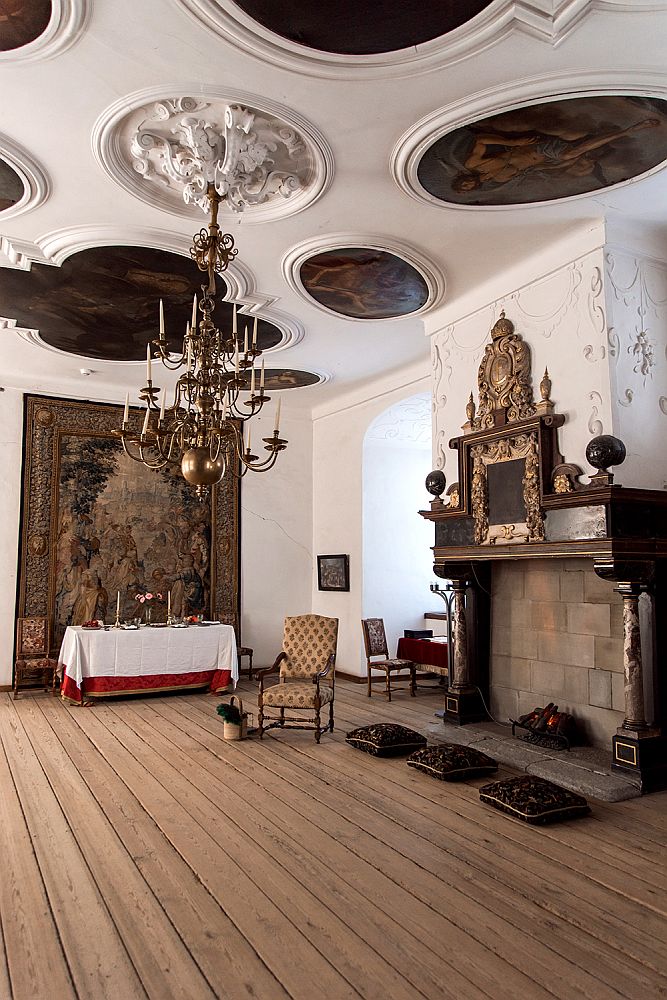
(0, 245, 283, 362)
(0, 0, 51, 51)
(299, 248, 430, 320)
(0, 156, 25, 210)
(417, 95, 667, 207)
(232, 0, 492, 55)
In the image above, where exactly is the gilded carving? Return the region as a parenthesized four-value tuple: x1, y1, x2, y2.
(553, 474, 573, 494)
(471, 431, 544, 545)
(28, 533, 48, 557)
(447, 485, 460, 509)
(473, 312, 536, 429)
(35, 407, 54, 427)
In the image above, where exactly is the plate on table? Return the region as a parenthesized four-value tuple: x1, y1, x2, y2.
(170, 623, 189, 629)
(82, 624, 102, 630)
(121, 624, 139, 630)
(201, 620, 221, 626)
(149, 622, 168, 628)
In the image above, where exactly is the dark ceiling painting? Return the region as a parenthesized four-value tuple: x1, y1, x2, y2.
(233, 0, 492, 55)
(0, 157, 24, 211)
(417, 95, 667, 207)
(0, 0, 51, 51)
(260, 369, 320, 390)
(0, 245, 283, 361)
(300, 248, 429, 320)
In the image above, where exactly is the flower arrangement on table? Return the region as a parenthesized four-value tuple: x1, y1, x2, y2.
(134, 589, 164, 625)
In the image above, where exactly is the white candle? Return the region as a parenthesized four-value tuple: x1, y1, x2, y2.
(159, 388, 166, 422)
(260, 358, 265, 390)
(252, 316, 258, 348)
(243, 325, 249, 355)
(250, 366, 256, 394)
(191, 294, 197, 331)
(146, 344, 152, 382)
(234, 342, 239, 373)
(116, 590, 120, 617)
(168, 590, 171, 617)
(232, 303, 237, 335)
(246, 424, 251, 453)
(222, 388, 228, 420)
(187, 338, 192, 370)
(274, 396, 281, 434)
(159, 299, 165, 338)
(123, 392, 129, 425)
(142, 406, 150, 436)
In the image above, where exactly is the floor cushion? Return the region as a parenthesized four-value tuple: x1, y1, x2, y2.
(479, 775, 591, 824)
(407, 743, 498, 781)
(345, 723, 427, 757)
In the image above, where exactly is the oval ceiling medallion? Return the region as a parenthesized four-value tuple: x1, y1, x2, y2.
(415, 95, 667, 208)
(225, 368, 324, 390)
(0, 0, 51, 51)
(0, 156, 25, 210)
(298, 248, 431, 320)
(0, 245, 283, 362)
(231, 0, 492, 55)
(94, 89, 333, 224)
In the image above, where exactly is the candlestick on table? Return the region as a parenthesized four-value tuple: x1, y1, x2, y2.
(167, 589, 172, 625)
(114, 590, 121, 628)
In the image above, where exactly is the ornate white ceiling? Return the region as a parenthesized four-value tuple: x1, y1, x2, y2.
(0, 0, 666, 410)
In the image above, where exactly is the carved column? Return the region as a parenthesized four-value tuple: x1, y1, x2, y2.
(617, 583, 648, 732)
(449, 580, 469, 693)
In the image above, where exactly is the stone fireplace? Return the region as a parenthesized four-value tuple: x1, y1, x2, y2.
(490, 558, 625, 747)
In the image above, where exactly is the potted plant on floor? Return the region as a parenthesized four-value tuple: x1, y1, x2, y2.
(217, 695, 248, 740)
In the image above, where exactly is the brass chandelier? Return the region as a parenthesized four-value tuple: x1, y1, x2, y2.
(115, 184, 287, 495)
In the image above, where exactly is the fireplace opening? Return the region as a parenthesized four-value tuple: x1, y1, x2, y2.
(511, 703, 579, 751)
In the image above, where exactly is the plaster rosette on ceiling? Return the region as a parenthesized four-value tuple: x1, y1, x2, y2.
(94, 89, 333, 223)
(395, 90, 667, 210)
(0, 245, 288, 363)
(283, 237, 444, 320)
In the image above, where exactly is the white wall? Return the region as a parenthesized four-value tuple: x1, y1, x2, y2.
(312, 363, 440, 678)
(363, 396, 434, 658)
(0, 387, 24, 686)
(240, 407, 313, 667)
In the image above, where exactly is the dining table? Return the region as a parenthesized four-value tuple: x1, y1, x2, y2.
(58, 622, 238, 705)
(396, 636, 449, 677)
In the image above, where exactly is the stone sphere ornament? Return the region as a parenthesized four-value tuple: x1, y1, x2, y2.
(585, 435, 627, 472)
(425, 469, 447, 499)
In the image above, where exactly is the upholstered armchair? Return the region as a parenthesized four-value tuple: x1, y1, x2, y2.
(361, 617, 416, 701)
(257, 614, 339, 743)
(14, 617, 59, 699)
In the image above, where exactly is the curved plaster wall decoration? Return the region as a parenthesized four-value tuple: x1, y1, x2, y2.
(0, 0, 87, 64)
(0, 134, 49, 220)
(93, 87, 334, 224)
(176, 1, 667, 81)
(393, 76, 667, 210)
(283, 235, 444, 321)
(0, 243, 297, 364)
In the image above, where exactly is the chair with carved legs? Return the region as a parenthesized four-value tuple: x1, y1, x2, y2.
(361, 617, 416, 702)
(257, 615, 338, 743)
(13, 617, 59, 699)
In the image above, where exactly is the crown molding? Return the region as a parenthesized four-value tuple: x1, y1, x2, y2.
(92, 85, 334, 224)
(0, 0, 88, 64)
(175, 0, 667, 81)
(392, 71, 667, 212)
(282, 233, 445, 321)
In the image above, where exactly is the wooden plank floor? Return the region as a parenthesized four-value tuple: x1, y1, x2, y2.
(1, 682, 666, 1000)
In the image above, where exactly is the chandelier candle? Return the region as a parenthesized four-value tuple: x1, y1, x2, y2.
(114, 184, 288, 495)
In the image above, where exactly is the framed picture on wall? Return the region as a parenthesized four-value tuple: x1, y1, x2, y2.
(317, 554, 349, 592)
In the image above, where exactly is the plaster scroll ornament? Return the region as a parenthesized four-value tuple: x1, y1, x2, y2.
(131, 98, 306, 215)
(473, 311, 535, 430)
(630, 330, 654, 381)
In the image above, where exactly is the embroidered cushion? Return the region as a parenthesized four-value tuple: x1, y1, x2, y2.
(345, 723, 427, 757)
(263, 682, 333, 709)
(406, 743, 498, 781)
(479, 775, 590, 824)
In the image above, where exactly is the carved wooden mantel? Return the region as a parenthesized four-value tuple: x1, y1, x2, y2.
(421, 313, 667, 792)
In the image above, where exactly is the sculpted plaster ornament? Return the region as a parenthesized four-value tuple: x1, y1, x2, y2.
(131, 98, 306, 214)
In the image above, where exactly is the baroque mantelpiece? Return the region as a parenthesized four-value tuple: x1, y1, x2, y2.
(421, 313, 667, 792)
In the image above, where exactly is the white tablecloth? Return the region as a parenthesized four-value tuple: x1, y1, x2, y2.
(58, 624, 238, 700)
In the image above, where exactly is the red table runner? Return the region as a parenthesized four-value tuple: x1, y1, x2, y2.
(397, 637, 448, 672)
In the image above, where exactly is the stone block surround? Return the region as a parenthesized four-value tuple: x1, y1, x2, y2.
(490, 558, 624, 747)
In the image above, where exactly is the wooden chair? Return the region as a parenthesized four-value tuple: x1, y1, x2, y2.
(14, 617, 59, 699)
(257, 615, 338, 743)
(361, 618, 416, 701)
(238, 646, 254, 680)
